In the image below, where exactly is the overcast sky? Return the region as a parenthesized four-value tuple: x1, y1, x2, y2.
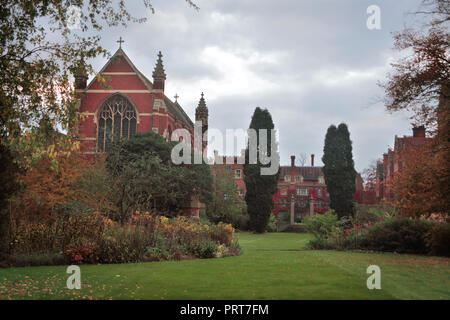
(85, 0, 427, 172)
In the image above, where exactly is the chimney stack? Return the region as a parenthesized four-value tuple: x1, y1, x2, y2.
(311, 154, 315, 167)
(412, 125, 425, 138)
(291, 155, 295, 168)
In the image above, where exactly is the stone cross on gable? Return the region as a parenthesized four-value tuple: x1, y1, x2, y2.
(117, 37, 125, 48)
(174, 93, 179, 102)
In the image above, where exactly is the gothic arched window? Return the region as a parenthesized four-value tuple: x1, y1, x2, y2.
(97, 94, 137, 152)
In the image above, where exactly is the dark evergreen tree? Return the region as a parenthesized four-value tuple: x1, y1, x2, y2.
(322, 123, 356, 219)
(244, 107, 280, 233)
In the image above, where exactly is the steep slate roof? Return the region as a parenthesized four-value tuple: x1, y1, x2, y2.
(86, 48, 194, 131)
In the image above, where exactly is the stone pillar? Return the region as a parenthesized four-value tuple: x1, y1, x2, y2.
(309, 196, 315, 216)
(290, 195, 295, 225)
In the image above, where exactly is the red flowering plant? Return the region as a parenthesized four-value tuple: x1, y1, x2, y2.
(64, 242, 98, 264)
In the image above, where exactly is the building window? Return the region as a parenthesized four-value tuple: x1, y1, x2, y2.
(295, 175, 303, 183)
(239, 189, 244, 196)
(284, 175, 291, 182)
(297, 188, 308, 196)
(97, 94, 137, 152)
(318, 188, 322, 196)
(280, 188, 287, 196)
(235, 169, 241, 179)
(318, 176, 325, 184)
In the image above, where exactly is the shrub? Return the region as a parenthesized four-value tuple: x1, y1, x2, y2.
(303, 210, 339, 241)
(209, 222, 235, 247)
(307, 238, 333, 250)
(188, 240, 218, 259)
(95, 226, 150, 264)
(359, 218, 434, 254)
(266, 214, 277, 232)
(215, 244, 230, 258)
(64, 242, 98, 264)
(229, 239, 242, 256)
(235, 213, 250, 231)
(425, 223, 450, 257)
(10, 214, 105, 255)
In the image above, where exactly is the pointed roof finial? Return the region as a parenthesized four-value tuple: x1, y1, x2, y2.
(152, 51, 166, 80)
(196, 92, 208, 112)
(117, 37, 125, 49)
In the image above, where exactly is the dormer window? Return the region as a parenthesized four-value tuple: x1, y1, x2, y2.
(284, 175, 291, 182)
(295, 175, 303, 183)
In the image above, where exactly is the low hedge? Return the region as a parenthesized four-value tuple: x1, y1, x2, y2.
(359, 218, 434, 254)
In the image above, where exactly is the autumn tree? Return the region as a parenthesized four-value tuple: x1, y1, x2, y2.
(361, 160, 379, 205)
(14, 150, 92, 221)
(390, 143, 448, 220)
(380, 0, 449, 218)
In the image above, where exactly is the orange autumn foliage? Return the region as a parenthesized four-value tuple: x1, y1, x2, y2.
(390, 141, 449, 220)
(15, 152, 91, 220)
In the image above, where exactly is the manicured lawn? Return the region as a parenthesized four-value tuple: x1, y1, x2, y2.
(0, 232, 449, 300)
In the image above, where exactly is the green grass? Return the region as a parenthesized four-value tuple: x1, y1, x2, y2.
(0, 232, 449, 300)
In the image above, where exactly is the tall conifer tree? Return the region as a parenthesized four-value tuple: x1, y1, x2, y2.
(244, 108, 280, 233)
(322, 123, 356, 218)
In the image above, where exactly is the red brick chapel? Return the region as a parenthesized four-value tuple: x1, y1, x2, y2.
(73, 40, 209, 216)
(73, 40, 208, 155)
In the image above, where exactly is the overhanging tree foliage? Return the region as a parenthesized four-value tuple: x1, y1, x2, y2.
(322, 123, 356, 219)
(0, 0, 198, 169)
(243, 107, 280, 233)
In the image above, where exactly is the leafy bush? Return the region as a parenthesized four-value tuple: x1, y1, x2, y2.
(425, 223, 450, 257)
(359, 218, 434, 254)
(95, 226, 150, 264)
(6, 212, 240, 267)
(234, 213, 250, 231)
(215, 244, 230, 258)
(188, 240, 218, 259)
(303, 210, 339, 241)
(307, 238, 333, 250)
(10, 214, 105, 255)
(266, 214, 277, 232)
(209, 222, 235, 247)
(64, 242, 98, 264)
(229, 239, 242, 256)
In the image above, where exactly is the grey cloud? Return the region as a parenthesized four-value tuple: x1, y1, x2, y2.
(86, 0, 425, 172)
